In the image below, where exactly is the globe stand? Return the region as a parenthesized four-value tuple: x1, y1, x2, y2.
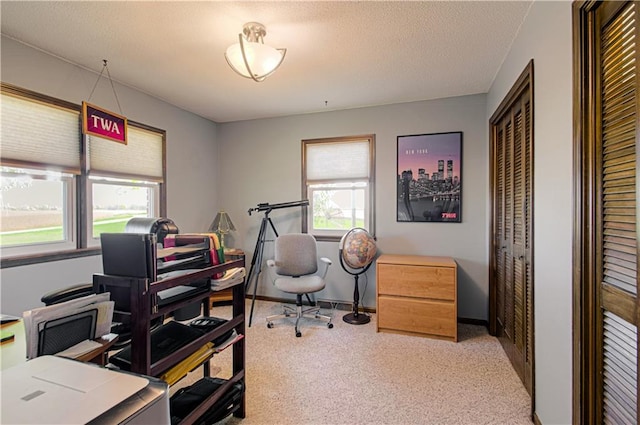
(343, 273, 370, 325)
(339, 254, 373, 325)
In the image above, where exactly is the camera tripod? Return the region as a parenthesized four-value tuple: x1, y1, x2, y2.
(245, 200, 309, 327)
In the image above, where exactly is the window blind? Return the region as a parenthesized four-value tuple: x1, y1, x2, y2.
(305, 140, 370, 181)
(88, 125, 164, 181)
(0, 92, 81, 173)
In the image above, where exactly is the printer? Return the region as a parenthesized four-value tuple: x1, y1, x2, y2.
(0, 356, 170, 424)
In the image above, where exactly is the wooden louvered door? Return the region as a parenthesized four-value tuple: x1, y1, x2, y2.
(574, 1, 639, 423)
(598, 2, 638, 423)
(490, 61, 534, 397)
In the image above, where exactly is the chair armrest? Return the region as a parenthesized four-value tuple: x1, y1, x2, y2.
(318, 257, 332, 278)
(266, 259, 277, 284)
(41, 283, 94, 306)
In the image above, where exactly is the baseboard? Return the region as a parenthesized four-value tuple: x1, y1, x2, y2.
(247, 295, 490, 327)
(248, 294, 375, 313)
(533, 411, 541, 425)
(316, 299, 353, 312)
(458, 317, 489, 328)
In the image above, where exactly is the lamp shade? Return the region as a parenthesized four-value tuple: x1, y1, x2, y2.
(225, 22, 286, 82)
(211, 211, 235, 233)
(210, 211, 235, 248)
(225, 42, 285, 80)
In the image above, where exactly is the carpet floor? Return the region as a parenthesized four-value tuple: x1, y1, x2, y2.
(172, 299, 532, 425)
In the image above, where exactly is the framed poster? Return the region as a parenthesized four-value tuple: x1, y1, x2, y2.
(397, 132, 462, 222)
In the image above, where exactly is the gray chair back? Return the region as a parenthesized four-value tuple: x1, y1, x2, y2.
(274, 234, 318, 277)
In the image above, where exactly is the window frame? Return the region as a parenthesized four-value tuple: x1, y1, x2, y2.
(0, 83, 166, 268)
(301, 134, 375, 242)
(0, 168, 77, 257)
(86, 177, 161, 248)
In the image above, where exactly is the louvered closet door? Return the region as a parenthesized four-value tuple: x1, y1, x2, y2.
(491, 67, 533, 396)
(597, 2, 639, 423)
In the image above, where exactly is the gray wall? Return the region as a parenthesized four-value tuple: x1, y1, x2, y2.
(0, 36, 221, 315)
(217, 94, 489, 320)
(1, 2, 576, 420)
(487, 2, 572, 424)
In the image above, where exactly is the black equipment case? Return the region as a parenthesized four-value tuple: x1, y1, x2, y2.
(170, 377, 245, 424)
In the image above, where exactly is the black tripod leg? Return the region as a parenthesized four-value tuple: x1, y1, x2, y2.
(245, 217, 267, 292)
(248, 235, 266, 327)
(247, 214, 280, 327)
(247, 217, 268, 327)
(267, 217, 279, 237)
(305, 293, 315, 306)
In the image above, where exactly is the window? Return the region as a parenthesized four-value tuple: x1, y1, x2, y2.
(88, 177, 159, 242)
(0, 83, 166, 264)
(85, 125, 164, 247)
(302, 135, 375, 240)
(0, 167, 76, 256)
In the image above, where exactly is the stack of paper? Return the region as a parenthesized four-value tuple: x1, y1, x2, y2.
(54, 339, 103, 358)
(211, 267, 246, 291)
(22, 293, 114, 359)
(214, 331, 244, 353)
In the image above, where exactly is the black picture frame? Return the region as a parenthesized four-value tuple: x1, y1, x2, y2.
(397, 132, 462, 223)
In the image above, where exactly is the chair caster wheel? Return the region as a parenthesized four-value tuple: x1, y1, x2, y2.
(328, 323, 334, 329)
(296, 331, 302, 337)
(267, 322, 274, 328)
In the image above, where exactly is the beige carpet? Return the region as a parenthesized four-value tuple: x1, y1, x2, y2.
(172, 299, 532, 425)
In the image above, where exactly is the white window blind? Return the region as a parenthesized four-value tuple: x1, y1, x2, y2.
(0, 92, 81, 173)
(306, 140, 370, 181)
(89, 125, 164, 181)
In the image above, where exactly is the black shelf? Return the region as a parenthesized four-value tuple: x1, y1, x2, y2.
(93, 256, 246, 424)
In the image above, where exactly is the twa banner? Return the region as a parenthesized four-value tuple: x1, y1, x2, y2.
(82, 101, 128, 144)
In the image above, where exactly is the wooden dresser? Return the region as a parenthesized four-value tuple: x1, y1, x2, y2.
(376, 254, 457, 342)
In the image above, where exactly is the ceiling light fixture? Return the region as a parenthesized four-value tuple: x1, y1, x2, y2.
(225, 22, 287, 82)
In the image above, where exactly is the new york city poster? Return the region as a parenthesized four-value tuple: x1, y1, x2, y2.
(397, 132, 462, 222)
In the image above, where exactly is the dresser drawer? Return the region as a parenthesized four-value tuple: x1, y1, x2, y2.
(377, 296, 456, 339)
(377, 264, 455, 301)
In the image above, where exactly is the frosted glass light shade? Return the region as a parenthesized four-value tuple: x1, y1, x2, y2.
(225, 41, 286, 81)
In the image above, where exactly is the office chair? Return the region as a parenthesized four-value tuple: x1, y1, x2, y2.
(265, 233, 333, 337)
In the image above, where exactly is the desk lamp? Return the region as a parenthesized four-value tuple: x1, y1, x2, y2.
(210, 211, 236, 248)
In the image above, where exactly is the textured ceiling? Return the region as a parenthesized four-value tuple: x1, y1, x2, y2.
(0, 1, 532, 123)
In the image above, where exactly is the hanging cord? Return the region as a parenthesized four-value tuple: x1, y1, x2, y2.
(87, 59, 124, 115)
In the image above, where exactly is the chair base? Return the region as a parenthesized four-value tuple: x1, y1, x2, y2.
(266, 295, 333, 337)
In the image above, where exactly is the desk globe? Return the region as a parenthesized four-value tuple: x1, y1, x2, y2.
(339, 227, 377, 324)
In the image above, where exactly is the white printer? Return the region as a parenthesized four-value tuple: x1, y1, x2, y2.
(0, 355, 170, 424)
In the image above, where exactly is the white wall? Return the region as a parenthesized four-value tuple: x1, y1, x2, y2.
(0, 36, 220, 315)
(487, 2, 573, 424)
(218, 94, 489, 320)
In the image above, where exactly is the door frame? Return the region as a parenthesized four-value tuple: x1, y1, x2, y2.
(572, 2, 597, 422)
